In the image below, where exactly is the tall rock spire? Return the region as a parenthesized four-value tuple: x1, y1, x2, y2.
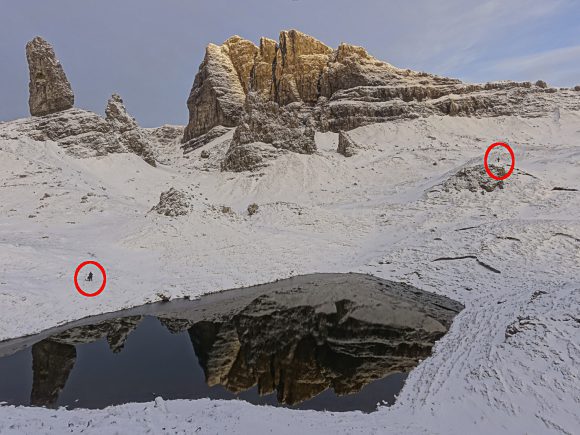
(26, 36, 74, 116)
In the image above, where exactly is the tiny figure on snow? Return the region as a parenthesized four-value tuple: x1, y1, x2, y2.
(87, 271, 93, 282)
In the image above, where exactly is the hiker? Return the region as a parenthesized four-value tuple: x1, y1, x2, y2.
(87, 271, 93, 282)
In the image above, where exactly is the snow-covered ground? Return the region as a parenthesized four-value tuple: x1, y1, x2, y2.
(0, 112, 579, 434)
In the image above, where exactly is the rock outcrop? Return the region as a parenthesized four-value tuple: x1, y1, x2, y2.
(105, 94, 156, 166)
(150, 188, 192, 217)
(1, 83, 159, 166)
(182, 125, 232, 155)
(26, 36, 74, 116)
(221, 92, 316, 171)
(105, 94, 138, 132)
(182, 30, 580, 171)
(337, 130, 361, 157)
(183, 30, 332, 143)
(440, 164, 506, 193)
(182, 38, 249, 142)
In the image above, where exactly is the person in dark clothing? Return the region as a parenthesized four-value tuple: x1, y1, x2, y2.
(87, 272, 93, 282)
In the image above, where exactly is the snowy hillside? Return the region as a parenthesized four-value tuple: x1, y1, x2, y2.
(1, 109, 579, 433)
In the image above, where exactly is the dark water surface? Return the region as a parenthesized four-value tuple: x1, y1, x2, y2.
(0, 273, 462, 412)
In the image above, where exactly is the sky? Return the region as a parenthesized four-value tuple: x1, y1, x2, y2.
(1, 0, 579, 127)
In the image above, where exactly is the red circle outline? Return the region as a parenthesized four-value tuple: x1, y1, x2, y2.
(74, 261, 107, 297)
(484, 142, 515, 181)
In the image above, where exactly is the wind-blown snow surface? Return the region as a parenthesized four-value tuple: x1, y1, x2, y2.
(0, 112, 579, 434)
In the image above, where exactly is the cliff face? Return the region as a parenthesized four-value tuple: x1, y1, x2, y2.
(183, 30, 333, 143)
(182, 29, 580, 171)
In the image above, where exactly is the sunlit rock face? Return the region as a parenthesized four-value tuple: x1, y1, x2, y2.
(183, 30, 332, 143)
(183, 29, 580, 171)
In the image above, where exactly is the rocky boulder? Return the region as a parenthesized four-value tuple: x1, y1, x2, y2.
(26, 36, 74, 116)
(337, 130, 362, 157)
(150, 188, 192, 217)
(441, 164, 506, 193)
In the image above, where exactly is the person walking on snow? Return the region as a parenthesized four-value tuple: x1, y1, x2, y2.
(87, 271, 93, 282)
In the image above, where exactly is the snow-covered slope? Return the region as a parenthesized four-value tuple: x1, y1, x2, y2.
(0, 110, 579, 434)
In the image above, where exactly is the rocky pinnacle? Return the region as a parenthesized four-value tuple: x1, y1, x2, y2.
(26, 36, 74, 116)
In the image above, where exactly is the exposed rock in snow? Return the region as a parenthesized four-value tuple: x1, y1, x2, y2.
(105, 94, 138, 132)
(183, 30, 580, 143)
(221, 141, 283, 172)
(144, 124, 184, 147)
(183, 30, 332, 142)
(337, 130, 361, 157)
(6, 41, 160, 166)
(182, 125, 232, 154)
(0, 106, 157, 166)
(183, 30, 580, 173)
(26, 36, 74, 116)
(233, 93, 316, 152)
(247, 203, 259, 216)
(118, 129, 156, 167)
(150, 188, 192, 217)
(104, 94, 157, 166)
(221, 93, 315, 171)
(270, 30, 333, 106)
(182, 38, 249, 142)
(440, 164, 506, 193)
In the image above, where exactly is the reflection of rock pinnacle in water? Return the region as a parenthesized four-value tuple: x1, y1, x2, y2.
(31, 340, 76, 408)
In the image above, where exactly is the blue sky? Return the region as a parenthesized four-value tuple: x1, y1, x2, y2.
(1, 0, 579, 126)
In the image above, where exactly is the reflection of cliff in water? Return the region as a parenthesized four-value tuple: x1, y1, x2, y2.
(187, 302, 439, 405)
(0, 274, 463, 411)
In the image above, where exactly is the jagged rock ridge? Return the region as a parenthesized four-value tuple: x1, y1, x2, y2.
(0, 96, 166, 166)
(182, 30, 580, 171)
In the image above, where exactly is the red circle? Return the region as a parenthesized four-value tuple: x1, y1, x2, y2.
(74, 261, 107, 297)
(484, 142, 515, 180)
